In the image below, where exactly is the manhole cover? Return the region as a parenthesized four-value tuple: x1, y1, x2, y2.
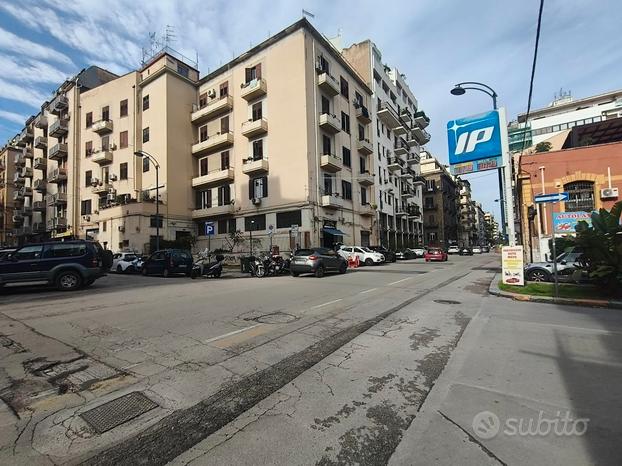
(255, 312, 298, 324)
(434, 299, 461, 305)
(80, 391, 158, 434)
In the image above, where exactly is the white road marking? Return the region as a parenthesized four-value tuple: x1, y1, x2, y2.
(204, 324, 263, 343)
(359, 288, 377, 294)
(388, 277, 414, 286)
(311, 298, 343, 309)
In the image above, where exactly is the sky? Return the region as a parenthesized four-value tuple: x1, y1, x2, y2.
(0, 0, 621, 221)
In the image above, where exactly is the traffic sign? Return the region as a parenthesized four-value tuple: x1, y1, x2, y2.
(534, 192, 569, 204)
(204, 221, 215, 236)
(267, 224, 274, 236)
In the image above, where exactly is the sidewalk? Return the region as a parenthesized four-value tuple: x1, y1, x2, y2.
(390, 291, 622, 465)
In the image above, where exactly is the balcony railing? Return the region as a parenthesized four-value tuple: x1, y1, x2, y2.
(34, 157, 47, 170)
(413, 110, 430, 129)
(192, 131, 234, 156)
(49, 94, 68, 115)
(191, 167, 234, 188)
(48, 143, 68, 161)
(47, 217, 68, 230)
(377, 101, 401, 130)
(358, 171, 375, 186)
(321, 193, 343, 209)
(394, 137, 409, 156)
(320, 153, 342, 173)
(241, 117, 269, 138)
(32, 201, 46, 211)
(317, 72, 339, 97)
(92, 149, 113, 165)
(319, 113, 341, 134)
(34, 114, 48, 129)
(191, 95, 233, 124)
(242, 158, 269, 176)
(387, 156, 405, 172)
(357, 138, 373, 155)
(32, 223, 46, 233)
(355, 104, 372, 124)
(192, 203, 235, 219)
(23, 147, 33, 159)
(49, 118, 69, 138)
(92, 119, 113, 134)
(412, 126, 431, 145)
(18, 127, 34, 144)
(48, 167, 68, 183)
(34, 136, 47, 149)
(34, 179, 47, 192)
(14, 154, 25, 166)
(241, 78, 267, 101)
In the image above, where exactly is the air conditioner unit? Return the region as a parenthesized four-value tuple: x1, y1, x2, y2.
(118, 225, 125, 232)
(109, 143, 117, 151)
(207, 89, 216, 98)
(601, 187, 619, 199)
(109, 174, 118, 181)
(252, 197, 261, 206)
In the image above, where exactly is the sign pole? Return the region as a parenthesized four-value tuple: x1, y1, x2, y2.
(498, 108, 515, 246)
(551, 209, 559, 299)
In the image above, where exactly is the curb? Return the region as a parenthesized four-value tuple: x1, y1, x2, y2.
(488, 273, 622, 310)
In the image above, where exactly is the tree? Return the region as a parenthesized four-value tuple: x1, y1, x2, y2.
(222, 230, 246, 252)
(535, 141, 552, 153)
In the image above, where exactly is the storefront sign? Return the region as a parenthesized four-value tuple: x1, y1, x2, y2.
(553, 211, 592, 234)
(502, 246, 524, 286)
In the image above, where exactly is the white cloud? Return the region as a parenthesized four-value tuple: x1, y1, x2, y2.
(0, 109, 27, 125)
(0, 55, 69, 83)
(0, 27, 73, 65)
(0, 77, 47, 108)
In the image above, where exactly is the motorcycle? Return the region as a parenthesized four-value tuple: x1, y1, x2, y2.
(190, 252, 225, 279)
(249, 253, 291, 277)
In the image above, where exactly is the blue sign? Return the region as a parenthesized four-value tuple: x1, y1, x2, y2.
(447, 110, 503, 175)
(553, 211, 592, 234)
(534, 192, 569, 204)
(204, 221, 215, 236)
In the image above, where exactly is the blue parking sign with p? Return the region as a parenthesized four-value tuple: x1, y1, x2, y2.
(204, 222, 215, 236)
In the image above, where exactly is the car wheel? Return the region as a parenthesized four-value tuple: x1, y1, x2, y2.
(528, 269, 550, 282)
(162, 268, 170, 278)
(190, 269, 199, 279)
(364, 258, 373, 266)
(290, 270, 300, 277)
(56, 270, 82, 291)
(116, 264, 123, 273)
(339, 262, 347, 274)
(314, 265, 325, 278)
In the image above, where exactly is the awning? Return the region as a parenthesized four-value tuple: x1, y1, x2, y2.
(323, 226, 347, 236)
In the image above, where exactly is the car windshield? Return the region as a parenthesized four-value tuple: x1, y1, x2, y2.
(124, 255, 138, 261)
(295, 249, 316, 256)
(361, 247, 373, 252)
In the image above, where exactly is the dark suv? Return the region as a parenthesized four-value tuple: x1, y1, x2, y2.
(290, 247, 347, 277)
(368, 246, 396, 263)
(141, 249, 193, 277)
(0, 240, 111, 291)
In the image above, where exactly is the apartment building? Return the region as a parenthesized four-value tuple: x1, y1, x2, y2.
(342, 41, 429, 249)
(474, 202, 486, 246)
(484, 211, 499, 241)
(420, 151, 459, 247)
(0, 145, 20, 245)
(458, 179, 477, 247)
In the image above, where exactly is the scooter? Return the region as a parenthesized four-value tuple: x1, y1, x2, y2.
(190, 253, 225, 279)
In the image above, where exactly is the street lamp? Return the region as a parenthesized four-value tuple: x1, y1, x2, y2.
(249, 220, 255, 256)
(450, 81, 507, 244)
(134, 150, 161, 252)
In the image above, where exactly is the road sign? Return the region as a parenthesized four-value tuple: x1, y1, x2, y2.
(534, 192, 569, 203)
(204, 221, 215, 236)
(290, 224, 299, 234)
(267, 224, 274, 236)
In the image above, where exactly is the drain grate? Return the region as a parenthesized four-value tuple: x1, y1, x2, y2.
(80, 391, 158, 434)
(434, 299, 461, 305)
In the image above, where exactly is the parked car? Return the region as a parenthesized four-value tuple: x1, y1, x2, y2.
(141, 249, 193, 277)
(0, 240, 111, 291)
(112, 252, 142, 273)
(0, 248, 17, 261)
(482, 246, 490, 253)
(290, 247, 347, 277)
(424, 248, 448, 262)
(472, 246, 482, 254)
(459, 247, 473, 256)
(338, 246, 384, 266)
(395, 249, 415, 260)
(368, 246, 396, 263)
(447, 245, 460, 255)
(408, 247, 427, 258)
(524, 249, 586, 283)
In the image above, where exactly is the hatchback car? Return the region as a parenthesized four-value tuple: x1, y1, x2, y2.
(424, 248, 448, 262)
(112, 252, 141, 273)
(290, 247, 347, 277)
(472, 246, 482, 254)
(408, 247, 427, 258)
(368, 246, 396, 263)
(459, 247, 473, 256)
(447, 245, 460, 255)
(524, 249, 586, 283)
(482, 246, 490, 253)
(141, 249, 193, 277)
(0, 240, 111, 290)
(338, 246, 384, 266)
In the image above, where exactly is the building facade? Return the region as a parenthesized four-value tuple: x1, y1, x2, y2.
(420, 152, 459, 247)
(342, 40, 428, 249)
(458, 179, 477, 247)
(474, 202, 486, 246)
(0, 145, 20, 246)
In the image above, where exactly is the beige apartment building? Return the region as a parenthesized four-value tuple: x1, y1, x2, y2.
(0, 145, 20, 245)
(2, 19, 381, 253)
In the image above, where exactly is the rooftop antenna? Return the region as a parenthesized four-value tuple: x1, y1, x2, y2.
(164, 25, 176, 48)
(302, 8, 315, 19)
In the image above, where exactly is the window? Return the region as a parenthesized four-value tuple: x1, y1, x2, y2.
(341, 180, 352, 200)
(358, 124, 365, 141)
(217, 185, 231, 205)
(86, 112, 93, 128)
(120, 162, 128, 180)
(221, 150, 230, 169)
(199, 157, 208, 176)
(276, 210, 302, 229)
(102, 106, 110, 121)
(85, 170, 92, 187)
(85, 140, 93, 157)
(142, 95, 150, 111)
(119, 131, 128, 149)
(220, 81, 229, 98)
(249, 176, 268, 199)
(150, 215, 163, 228)
(13, 245, 41, 261)
(102, 220, 107, 232)
(252, 139, 263, 160)
(244, 63, 262, 83)
(340, 76, 349, 98)
(361, 187, 368, 205)
(359, 156, 367, 174)
(177, 63, 189, 78)
(317, 55, 329, 74)
(120, 99, 128, 117)
(44, 243, 86, 258)
(322, 135, 331, 155)
(321, 95, 330, 115)
(199, 125, 208, 142)
(251, 101, 262, 121)
(196, 189, 212, 209)
(199, 93, 208, 109)
(355, 91, 363, 106)
(564, 181, 595, 212)
(245, 214, 266, 231)
(341, 112, 350, 133)
(142, 127, 150, 143)
(143, 156, 150, 172)
(218, 218, 237, 234)
(221, 116, 229, 133)
(342, 147, 351, 167)
(101, 135, 110, 151)
(81, 199, 92, 215)
(323, 173, 333, 195)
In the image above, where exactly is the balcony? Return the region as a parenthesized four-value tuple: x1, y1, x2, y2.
(241, 78, 267, 101)
(92, 149, 113, 165)
(22, 186, 33, 198)
(21, 205, 32, 216)
(412, 175, 426, 186)
(192, 203, 234, 219)
(406, 152, 420, 165)
(13, 190, 24, 202)
(321, 194, 343, 209)
(377, 101, 401, 130)
(387, 156, 404, 172)
(49, 118, 69, 138)
(242, 158, 269, 176)
(92, 183, 111, 194)
(49, 95, 68, 115)
(191, 95, 233, 124)
(34, 157, 47, 170)
(12, 213, 24, 224)
(34, 136, 48, 150)
(360, 204, 375, 217)
(34, 179, 47, 193)
(50, 192, 67, 205)
(34, 114, 48, 129)
(92, 119, 113, 134)
(394, 138, 409, 156)
(412, 126, 431, 145)
(320, 154, 342, 172)
(192, 167, 234, 188)
(413, 111, 430, 129)
(408, 207, 422, 219)
(22, 167, 33, 178)
(48, 143, 68, 161)
(358, 172, 375, 186)
(395, 209, 408, 217)
(48, 167, 68, 183)
(32, 223, 46, 234)
(33, 200, 46, 211)
(319, 113, 341, 134)
(355, 104, 372, 124)
(241, 118, 268, 138)
(317, 72, 339, 96)
(19, 127, 34, 145)
(357, 138, 373, 155)
(47, 217, 68, 230)
(14, 154, 25, 166)
(13, 172, 25, 185)
(23, 147, 33, 159)
(192, 131, 234, 156)
(400, 170, 413, 181)
(400, 108, 413, 124)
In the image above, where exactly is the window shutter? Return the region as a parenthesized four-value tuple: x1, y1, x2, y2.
(245, 68, 251, 83)
(224, 185, 231, 204)
(195, 190, 202, 209)
(249, 179, 254, 199)
(218, 187, 223, 206)
(256, 63, 262, 79)
(262, 176, 268, 198)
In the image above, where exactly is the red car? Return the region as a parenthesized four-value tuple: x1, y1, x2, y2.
(424, 248, 448, 262)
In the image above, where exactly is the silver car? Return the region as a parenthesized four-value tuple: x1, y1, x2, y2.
(524, 249, 585, 282)
(290, 247, 348, 278)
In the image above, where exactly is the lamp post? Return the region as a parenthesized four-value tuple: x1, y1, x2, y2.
(450, 81, 508, 244)
(134, 151, 161, 252)
(249, 220, 255, 256)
